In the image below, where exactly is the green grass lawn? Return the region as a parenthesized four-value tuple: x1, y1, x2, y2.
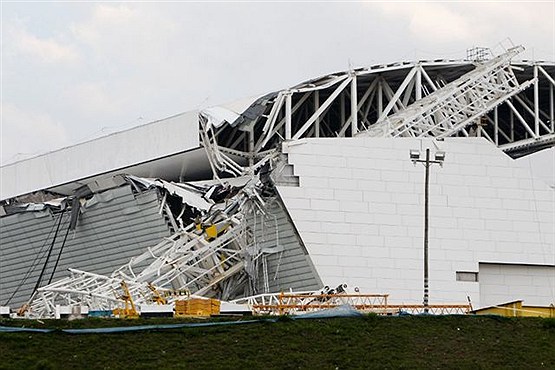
(1, 315, 554, 369)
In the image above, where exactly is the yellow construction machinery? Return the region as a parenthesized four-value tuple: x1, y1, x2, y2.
(112, 281, 139, 318)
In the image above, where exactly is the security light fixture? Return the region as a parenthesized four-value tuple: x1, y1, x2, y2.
(434, 151, 446, 163)
(410, 149, 421, 161)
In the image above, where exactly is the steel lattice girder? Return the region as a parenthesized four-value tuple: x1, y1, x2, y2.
(207, 45, 554, 159)
(363, 46, 532, 138)
(28, 269, 148, 318)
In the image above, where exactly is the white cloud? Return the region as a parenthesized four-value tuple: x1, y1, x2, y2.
(366, 1, 554, 58)
(71, 4, 137, 44)
(62, 82, 119, 115)
(70, 4, 178, 65)
(0, 103, 70, 165)
(367, 2, 482, 44)
(6, 23, 79, 64)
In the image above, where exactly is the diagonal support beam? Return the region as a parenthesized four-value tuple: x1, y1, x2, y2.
(292, 76, 352, 140)
(377, 66, 418, 122)
(338, 78, 379, 136)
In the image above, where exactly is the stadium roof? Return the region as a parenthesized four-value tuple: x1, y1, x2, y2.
(2, 46, 554, 201)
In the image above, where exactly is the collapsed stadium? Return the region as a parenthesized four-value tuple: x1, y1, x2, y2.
(1, 45, 554, 318)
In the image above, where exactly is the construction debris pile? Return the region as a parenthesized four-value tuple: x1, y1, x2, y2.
(21, 169, 279, 318)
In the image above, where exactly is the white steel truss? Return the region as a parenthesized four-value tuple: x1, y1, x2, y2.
(27, 269, 148, 318)
(363, 46, 533, 139)
(114, 213, 248, 297)
(205, 45, 554, 162)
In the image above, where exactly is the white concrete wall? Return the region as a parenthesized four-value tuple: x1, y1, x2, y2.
(515, 146, 555, 188)
(276, 137, 554, 308)
(479, 263, 555, 307)
(1, 111, 199, 200)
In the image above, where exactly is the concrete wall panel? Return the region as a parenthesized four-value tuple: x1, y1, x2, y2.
(278, 137, 555, 308)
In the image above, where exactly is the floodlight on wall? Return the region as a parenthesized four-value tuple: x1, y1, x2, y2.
(434, 151, 446, 163)
(410, 149, 421, 161)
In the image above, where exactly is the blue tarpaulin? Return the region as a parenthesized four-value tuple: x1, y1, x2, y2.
(0, 326, 54, 333)
(291, 305, 364, 320)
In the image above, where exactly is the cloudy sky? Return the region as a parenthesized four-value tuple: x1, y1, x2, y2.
(1, 1, 554, 165)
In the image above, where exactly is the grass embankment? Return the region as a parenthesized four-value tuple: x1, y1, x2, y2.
(1, 315, 554, 369)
